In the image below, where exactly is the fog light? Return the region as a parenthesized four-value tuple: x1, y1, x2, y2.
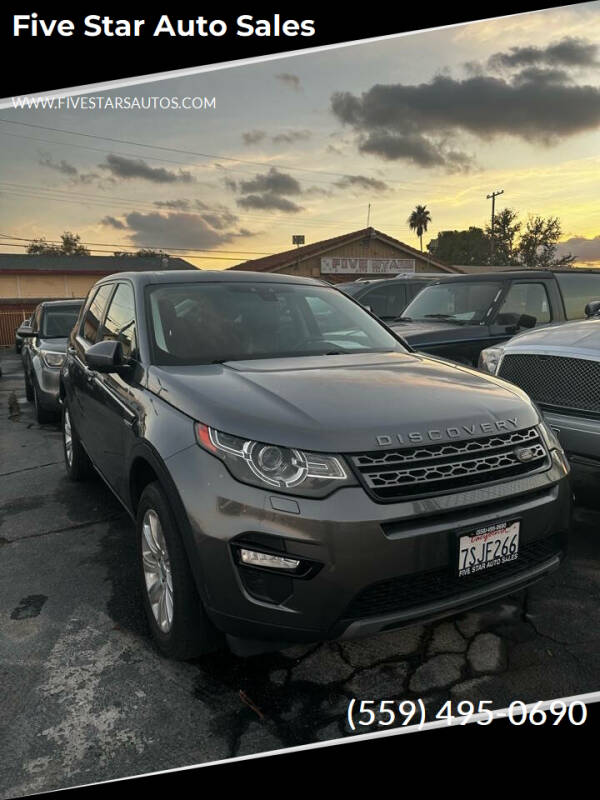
(239, 548, 300, 570)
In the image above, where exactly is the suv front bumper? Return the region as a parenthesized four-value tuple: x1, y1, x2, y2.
(166, 445, 571, 648)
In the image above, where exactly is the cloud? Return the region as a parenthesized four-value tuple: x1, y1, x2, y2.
(98, 154, 194, 183)
(272, 129, 312, 144)
(154, 199, 191, 210)
(101, 215, 127, 230)
(242, 129, 267, 145)
(334, 174, 390, 192)
(330, 67, 600, 168)
(104, 210, 250, 249)
(275, 73, 301, 91)
(238, 167, 302, 196)
(488, 37, 599, 70)
(557, 235, 600, 262)
(237, 194, 304, 213)
(38, 154, 78, 176)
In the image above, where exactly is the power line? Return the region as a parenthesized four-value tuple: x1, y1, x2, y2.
(0, 231, 274, 256)
(0, 117, 468, 192)
(0, 240, 246, 261)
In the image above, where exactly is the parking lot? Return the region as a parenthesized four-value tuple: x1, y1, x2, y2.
(1, 347, 599, 796)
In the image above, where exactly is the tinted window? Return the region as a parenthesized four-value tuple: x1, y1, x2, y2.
(147, 282, 405, 366)
(362, 284, 407, 319)
(41, 304, 82, 338)
(81, 284, 114, 344)
(101, 283, 137, 359)
(556, 273, 600, 320)
(404, 282, 503, 323)
(497, 283, 551, 325)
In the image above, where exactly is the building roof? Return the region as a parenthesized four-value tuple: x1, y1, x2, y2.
(0, 254, 196, 273)
(227, 227, 460, 274)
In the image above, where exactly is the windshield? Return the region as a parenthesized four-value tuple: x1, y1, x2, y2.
(147, 282, 405, 365)
(41, 304, 82, 338)
(402, 282, 503, 324)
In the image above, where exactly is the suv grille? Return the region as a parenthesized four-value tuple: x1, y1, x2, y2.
(498, 353, 600, 416)
(344, 535, 561, 620)
(351, 427, 549, 501)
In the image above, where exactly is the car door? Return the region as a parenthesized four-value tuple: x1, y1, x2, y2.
(86, 281, 142, 500)
(67, 282, 116, 457)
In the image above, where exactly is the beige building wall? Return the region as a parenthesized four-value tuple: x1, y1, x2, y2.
(0, 272, 104, 300)
(274, 238, 448, 280)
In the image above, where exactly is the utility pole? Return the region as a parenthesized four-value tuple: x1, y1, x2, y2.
(366, 203, 371, 228)
(486, 190, 504, 262)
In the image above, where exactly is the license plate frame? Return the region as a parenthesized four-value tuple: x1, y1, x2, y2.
(456, 519, 520, 577)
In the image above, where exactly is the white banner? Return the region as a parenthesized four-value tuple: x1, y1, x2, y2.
(321, 257, 416, 275)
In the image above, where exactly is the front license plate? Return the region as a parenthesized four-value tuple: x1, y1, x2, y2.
(458, 520, 520, 577)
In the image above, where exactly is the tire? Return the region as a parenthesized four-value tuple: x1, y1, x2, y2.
(62, 402, 92, 481)
(33, 380, 56, 424)
(24, 365, 34, 402)
(137, 481, 220, 660)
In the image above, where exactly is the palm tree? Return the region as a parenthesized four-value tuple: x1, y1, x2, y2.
(408, 205, 432, 252)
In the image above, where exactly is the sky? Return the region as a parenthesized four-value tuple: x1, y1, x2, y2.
(1, 2, 600, 268)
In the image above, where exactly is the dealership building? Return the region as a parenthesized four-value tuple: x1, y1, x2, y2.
(228, 227, 460, 281)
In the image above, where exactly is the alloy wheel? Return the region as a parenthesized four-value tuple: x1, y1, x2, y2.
(141, 509, 174, 633)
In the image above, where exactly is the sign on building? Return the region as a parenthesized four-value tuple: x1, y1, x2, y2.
(320, 257, 416, 275)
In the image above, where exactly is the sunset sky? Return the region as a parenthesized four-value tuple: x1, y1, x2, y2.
(1, 2, 600, 268)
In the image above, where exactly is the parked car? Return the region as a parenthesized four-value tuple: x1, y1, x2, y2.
(60, 270, 570, 660)
(338, 273, 442, 322)
(479, 300, 600, 507)
(391, 268, 600, 366)
(15, 317, 32, 354)
(21, 299, 83, 422)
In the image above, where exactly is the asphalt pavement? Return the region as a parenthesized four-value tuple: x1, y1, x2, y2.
(1, 349, 599, 796)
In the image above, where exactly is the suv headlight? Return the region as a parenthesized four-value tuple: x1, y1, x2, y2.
(478, 346, 504, 374)
(41, 350, 65, 368)
(195, 423, 356, 497)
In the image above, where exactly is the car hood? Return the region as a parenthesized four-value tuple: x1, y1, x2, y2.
(390, 320, 484, 345)
(147, 351, 538, 453)
(503, 318, 600, 356)
(38, 337, 68, 353)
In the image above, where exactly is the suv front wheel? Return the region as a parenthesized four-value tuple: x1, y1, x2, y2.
(62, 403, 92, 480)
(137, 482, 220, 660)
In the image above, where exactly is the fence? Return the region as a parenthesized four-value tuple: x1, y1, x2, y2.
(0, 310, 30, 348)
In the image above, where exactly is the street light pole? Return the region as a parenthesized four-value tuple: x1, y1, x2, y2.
(486, 189, 504, 262)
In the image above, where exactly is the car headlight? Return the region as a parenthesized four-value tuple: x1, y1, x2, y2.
(195, 423, 356, 497)
(478, 346, 504, 375)
(41, 350, 65, 368)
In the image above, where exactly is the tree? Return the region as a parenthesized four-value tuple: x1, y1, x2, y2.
(27, 231, 90, 256)
(517, 215, 574, 268)
(485, 208, 521, 266)
(408, 205, 432, 252)
(427, 227, 491, 266)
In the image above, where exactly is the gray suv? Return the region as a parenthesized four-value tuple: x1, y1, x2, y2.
(21, 299, 83, 422)
(60, 271, 571, 659)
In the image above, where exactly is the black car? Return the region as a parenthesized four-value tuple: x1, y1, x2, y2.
(338, 274, 442, 322)
(391, 268, 600, 366)
(60, 270, 570, 660)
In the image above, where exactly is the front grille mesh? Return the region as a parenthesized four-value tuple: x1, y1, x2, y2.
(344, 535, 561, 620)
(351, 426, 548, 501)
(499, 353, 600, 415)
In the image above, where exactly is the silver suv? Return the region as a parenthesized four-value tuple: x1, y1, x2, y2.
(479, 301, 600, 506)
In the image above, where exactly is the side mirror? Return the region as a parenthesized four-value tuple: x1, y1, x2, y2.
(585, 299, 600, 318)
(18, 327, 36, 338)
(517, 313, 537, 330)
(86, 340, 129, 373)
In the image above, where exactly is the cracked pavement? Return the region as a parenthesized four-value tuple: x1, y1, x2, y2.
(0, 350, 599, 796)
